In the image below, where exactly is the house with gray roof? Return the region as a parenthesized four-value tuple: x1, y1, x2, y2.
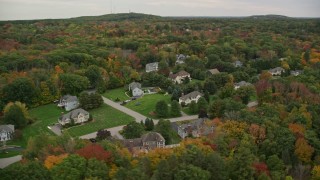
(234, 60, 243, 67)
(0, 125, 14, 142)
(175, 54, 189, 65)
(57, 95, 79, 111)
(58, 108, 89, 126)
(146, 62, 159, 73)
(122, 132, 165, 154)
(171, 119, 213, 139)
(268, 67, 285, 76)
(128, 82, 142, 91)
(234, 81, 252, 90)
(179, 91, 203, 105)
(169, 70, 191, 84)
(207, 68, 220, 76)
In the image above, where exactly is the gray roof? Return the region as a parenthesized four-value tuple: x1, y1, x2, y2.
(61, 95, 78, 102)
(146, 62, 159, 72)
(141, 132, 165, 142)
(129, 82, 141, 90)
(290, 70, 303, 75)
(122, 138, 142, 148)
(59, 108, 89, 121)
(269, 67, 285, 73)
(208, 68, 220, 75)
(234, 81, 252, 87)
(169, 70, 190, 79)
(180, 91, 203, 101)
(234, 60, 243, 67)
(0, 125, 14, 132)
(176, 54, 188, 61)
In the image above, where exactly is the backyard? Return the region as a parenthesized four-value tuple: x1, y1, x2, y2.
(65, 104, 134, 137)
(125, 93, 171, 118)
(102, 87, 129, 102)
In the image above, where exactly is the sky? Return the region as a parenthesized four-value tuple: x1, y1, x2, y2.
(0, 0, 319, 20)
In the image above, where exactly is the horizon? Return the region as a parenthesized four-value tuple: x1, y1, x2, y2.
(0, 0, 319, 21)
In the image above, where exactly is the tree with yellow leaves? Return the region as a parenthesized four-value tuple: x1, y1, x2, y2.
(44, 153, 68, 169)
(294, 138, 314, 163)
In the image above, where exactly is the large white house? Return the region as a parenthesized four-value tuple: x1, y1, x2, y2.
(179, 91, 203, 105)
(58, 108, 90, 126)
(57, 95, 79, 111)
(169, 70, 191, 84)
(146, 62, 159, 73)
(269, 67, 285, 76)
(0, 125, 14, 142)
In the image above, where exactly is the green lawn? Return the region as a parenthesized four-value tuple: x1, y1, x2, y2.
(182, 107, 197, 115)
(65, 104, 134, 137)
(103, 88, 129, 102)
(125, 94, 171, 118)
(0, 150, 22, 158)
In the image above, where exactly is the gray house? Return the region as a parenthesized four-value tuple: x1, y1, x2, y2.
(175, 54, 189, 65)
(0, 125, 14, 142)
(290, 70, 303, 76)
(179, 91, 203, 105)
(207, 68, 220, 76)
(122, 132, 165, 154)
(234, 81, 252, 90)
(58, 95, 79, 111)
(234, 60, 243, 67)
(146, 62, 159, 73)
(58, 108, 90, 126)
(269, 67, 285, 76)
(171, 119, 213, 139)
(132, 87, 144, 97)
(128, 82, 142, 91)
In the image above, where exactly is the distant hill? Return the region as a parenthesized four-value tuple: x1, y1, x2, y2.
(69, 13, 162, 22)
(248, 14, 291, 19)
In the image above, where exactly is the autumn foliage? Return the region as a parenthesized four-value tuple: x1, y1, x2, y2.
(76, 144, 112, 163)
(44, 154, 68, 169)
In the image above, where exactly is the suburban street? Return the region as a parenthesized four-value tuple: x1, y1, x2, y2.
(0, 155, 22, 169)
(80, 97, 198, 139)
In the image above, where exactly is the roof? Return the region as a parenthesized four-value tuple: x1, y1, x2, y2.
(180, 91, 203, 101)
(169, 70, 190, 79)
(61, 95, 78, 102)
(247, 101, 258, 108)
(59, 108, 89, 121)
(0, 125, 14, 132)
(122, 138, 142, 148)
(234, 81, 252, 87)
(146, 62, 159, 72)
(129, 82, 141, 90)
(234, 60, 243, 67)
(141, 132, 165, 142)
(269, 67, 284, 73)
(290, 70, 303, 75)
(208, 68, 220, 75)
(176, 54, 189, 61)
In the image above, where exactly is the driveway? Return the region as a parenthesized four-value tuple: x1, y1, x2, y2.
(80, 125, 125, 140)
(0, 155, 22, 169)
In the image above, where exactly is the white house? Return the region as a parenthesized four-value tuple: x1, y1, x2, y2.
(290, 70, 303, 76)
(268, 67, 285, 76)
(234, 60, 243, 67)
(179, 91, 203, 105)
(169, 70, 191, 84)
(0, 125, 14, 142)
(234, 81, 252, 90)
(57, 95, 79, 111)
(146, 62, 159, 73)
(128, 82, 141, 91)
(58, 108, 90, 126)
(171, 119, 213, 139)
(132, 87, 144, 97)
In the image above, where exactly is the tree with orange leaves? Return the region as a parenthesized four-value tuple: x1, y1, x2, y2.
(294, 138, 314, 163)
(76, 144, 112, 163)
(44, 153, 68, 169)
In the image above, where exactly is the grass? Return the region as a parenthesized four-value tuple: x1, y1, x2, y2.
(182, 107, 197, 115)
(65, 104, 134, 137)
(125, 93, 171, 118)
(103, 88, 129, 102)
(0, 150, 21, 158)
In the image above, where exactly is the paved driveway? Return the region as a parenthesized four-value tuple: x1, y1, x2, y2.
(0, 155, 22, 169)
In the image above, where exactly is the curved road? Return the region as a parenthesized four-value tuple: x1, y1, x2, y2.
(80, 96, 198, 139)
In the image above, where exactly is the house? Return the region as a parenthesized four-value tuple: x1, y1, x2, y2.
(290, 70, 303, 76)
(268, 67, 285, 76)
(179, 91, 203, 105)
(234, 81, 252, 90)
(58, 108, 90, 126)
(171, 119, 214, 139)
(122, 132, 165, 154)
(169, 70, 191, 84)
(146, 62, 159, 73)
(128, 82, 142, 91)
(247, 101, 258, 108)
(207, 68, 220, 76)
(234, 60, 243, 67)
(175, 54, 189, 65)
(0, 125, 14, 142)
(132, 87, 144, 97)
(57, 95, 79, 111)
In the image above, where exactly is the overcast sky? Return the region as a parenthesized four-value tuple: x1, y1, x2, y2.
(0, 0, 319, 20)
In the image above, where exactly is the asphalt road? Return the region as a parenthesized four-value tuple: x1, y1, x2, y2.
(0, 155, 22, 169)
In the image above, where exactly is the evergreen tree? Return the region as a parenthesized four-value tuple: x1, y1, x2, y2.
(189, 101, 198, 114)
(155, 100, 169, 118)
(171, 100, 181, 117)
(197, 97, 208, 113)
(4, 104, 28, 129)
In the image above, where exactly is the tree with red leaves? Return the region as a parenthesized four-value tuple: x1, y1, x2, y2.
(253, 162, 270, 177)
(76, 144, 112, 163)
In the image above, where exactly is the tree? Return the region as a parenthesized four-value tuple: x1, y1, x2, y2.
(235, 86, 255, 104)
(204, 80, 217, 94)
(79, 92, 103, 110)
(59, 73, 89, 95)
(189, 101, 198, 114)
(174, 164, 211, 180)
(144, 118, 154, 131)
(50, 154, 87, 180)
(294, 138, 314, 163)
(3, 104, 28, 129)
(85, 65, 102, 88)
(171, 100, 181, 117)
(85, 158, 110, 179)
(155, 120, 172, 145)
(2, 77, 37, 106)
(96, 129, 111, 141)
(122, 121, 144, 139)
(266, 155, 285, 180)
(197, 97, 208, 113)
(155, 100, 169, 118)
(171, 89, 181, 101)
(76, 144, 112, 162)
(44, 153, 69, 169)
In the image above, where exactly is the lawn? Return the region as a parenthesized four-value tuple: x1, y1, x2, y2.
(125, 93, 171, 118)
(65, 104, 134, 137)
(102, 88, 129, 102)
(182, 107, 197, 116)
